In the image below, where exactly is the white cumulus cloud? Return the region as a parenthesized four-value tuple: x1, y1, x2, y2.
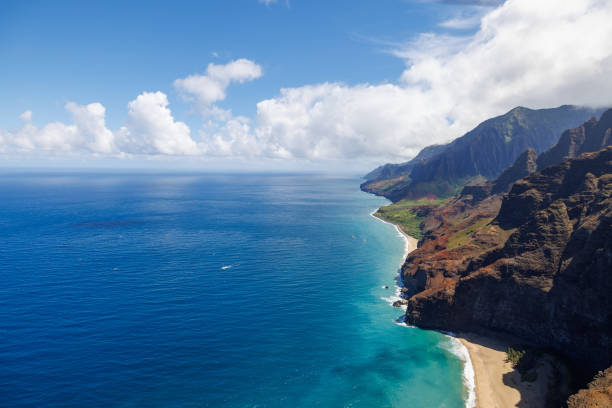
(2, 0, 612, 164)
(66, 102, 116, 153)
(3, 103, 116, 154)
(253, 83, 453, 160)
(174, 59, 262, 116)
(217, 0, 612, 161)
(3, 93, 199, 157)
(19, 110, 32, 121)
(117, 91, 200, 156)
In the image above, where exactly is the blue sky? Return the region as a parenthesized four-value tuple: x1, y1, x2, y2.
(1, 0, 463, 128)
(0, 0, 611, 170)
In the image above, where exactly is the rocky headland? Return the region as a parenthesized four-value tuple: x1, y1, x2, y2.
(404, 147, 612, 368)
(367, 109, 612, 406)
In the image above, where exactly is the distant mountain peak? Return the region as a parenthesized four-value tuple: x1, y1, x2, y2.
(537, 108, 612, 170)
(362, 105, 607, 202)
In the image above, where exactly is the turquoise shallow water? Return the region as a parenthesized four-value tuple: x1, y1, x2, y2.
(0, 173, 467, 407)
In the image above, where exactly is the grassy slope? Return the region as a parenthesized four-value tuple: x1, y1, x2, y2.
(375, 198, 449, 239)
(446, 216, 496, 250)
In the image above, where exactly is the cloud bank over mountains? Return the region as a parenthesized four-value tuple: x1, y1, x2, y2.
(2, 0, 612, 163)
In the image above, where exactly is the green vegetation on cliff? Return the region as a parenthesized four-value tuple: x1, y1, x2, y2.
(367, 109, 612, 408)
(375, 198, 449, 239)
(446, 216, 495, 250)
(401, 146, 612, 406)
(506, 346, 540, 382)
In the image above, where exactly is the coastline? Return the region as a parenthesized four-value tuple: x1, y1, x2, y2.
(370, 208, 476, 408)
(370, 211, 418, 258)
(370, 204, 558, 408)
(457, 333, 555, 408)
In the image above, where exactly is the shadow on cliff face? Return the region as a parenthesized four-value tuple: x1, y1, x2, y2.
(458, 332, 572, 408)
(502, 358, 575, 408)
(500, 357, 568, 408)
(406, 147, 612, 379)
(459, 332, 509, 353)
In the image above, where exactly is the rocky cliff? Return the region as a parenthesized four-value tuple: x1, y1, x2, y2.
(567, 366, 612, 408)
(483, 109, 612, 196)
(491, 148, 538, 194)
(402, 147, 612, 375)
(538, 109, 612, 170)
(363, 144, 447, 182)
(362, 105, 605, 201)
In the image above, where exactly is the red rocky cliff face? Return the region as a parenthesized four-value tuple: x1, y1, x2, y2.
(403, 147, 612, 374)
(568, 366, 612, 408)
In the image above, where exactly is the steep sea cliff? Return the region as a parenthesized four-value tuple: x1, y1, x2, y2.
(372, 211, 477, 408)
(366, 111, 612, 406)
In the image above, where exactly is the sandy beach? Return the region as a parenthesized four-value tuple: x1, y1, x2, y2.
(374, 211, 555, 408)
(370, 212, 419, 257)
(458, 333, 554, 408)
(396, 226, 419, 256)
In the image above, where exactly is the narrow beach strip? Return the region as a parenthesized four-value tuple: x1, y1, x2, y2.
(370, 207, 476, 408)
(457, 333, 554, 408)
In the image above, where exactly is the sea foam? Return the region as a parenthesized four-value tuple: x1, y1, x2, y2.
(444, 334, 477, 408)
(371, 207, 477, 408)
(369, 209, 411, 259)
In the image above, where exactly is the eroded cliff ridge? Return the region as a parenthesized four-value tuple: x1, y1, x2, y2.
(361, 105, 604, 201)
(402, 147, 612, 374)
(537, 109, 612, 171)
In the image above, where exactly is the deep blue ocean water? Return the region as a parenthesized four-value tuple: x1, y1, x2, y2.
(0, 173, 467, 408)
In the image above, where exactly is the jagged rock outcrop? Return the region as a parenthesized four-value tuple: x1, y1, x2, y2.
(538, 109, 612, 170)
(484, 108, 612, 196)
(459, 182, 493, 204)
(361, 105, 606, 201)
(567, 366, 612, 408)
(403, 147, 612, 374)
(491, 148, 538, 194)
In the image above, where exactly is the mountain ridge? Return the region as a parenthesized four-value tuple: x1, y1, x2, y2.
(362, 105, 606, 202)
(379, 111, 612, 405)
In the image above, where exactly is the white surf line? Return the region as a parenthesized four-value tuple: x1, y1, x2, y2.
(370, 208, 419, 309)
(444, 333, 477, 408)
(370, 209, 412, 309)
(370, 207, 476, 408)
(369, 209, 411, 260)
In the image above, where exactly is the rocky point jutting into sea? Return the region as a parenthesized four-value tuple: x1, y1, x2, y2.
(364, 107, 612, 407)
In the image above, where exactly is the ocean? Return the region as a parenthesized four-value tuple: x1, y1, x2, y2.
(0, 173, 469, 407)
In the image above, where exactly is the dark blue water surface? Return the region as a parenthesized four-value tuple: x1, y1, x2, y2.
(0, 173, 466, 407)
